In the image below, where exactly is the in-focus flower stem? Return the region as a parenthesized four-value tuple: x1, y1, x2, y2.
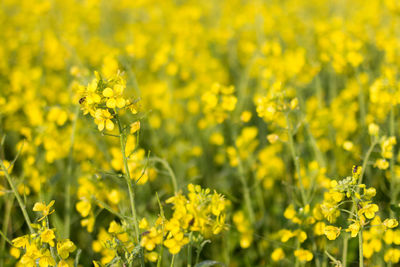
(389, 107, 397, 216)
(116, 114, 144, 267)
(341, 139, 377, 267)
(359, 229, 364, 267)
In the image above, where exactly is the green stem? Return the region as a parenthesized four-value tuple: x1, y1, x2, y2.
(285, 113, 307, 206)
(0, 160, 33, 233)
(92, 197, 127, 220)
(389, 107, 397, 215)
(359, 229, 364, 267)
(0, 197, 13, 267)
(170, 254, 175, 267)
(0, 230, 12, 246)
(65, 106, 79, 238)
(342, 139, 377, 267)
(187, 233, 192, 267)
(116, 115, 144, 267)
(150, 157, 178, 194)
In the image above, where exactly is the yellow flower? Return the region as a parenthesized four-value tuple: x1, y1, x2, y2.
(314, 222, 326, 236)
(102, 85, 126, 109)
(368, 123, 379, 136)
(359, 203, 379, 219)
(85, 79, 101, 105)
(346, 221, 360, 237)
(163, 232, 189, 254)
(374, 158, 389, 170)
(279, 229, 294, 243)
(38, 250, 56, 267)
(364, 187, 376, 200)
(108, 221, 123, 234)
(76, 200, 91, 217)
(145, 251, 159, 262)
(81, 216, 95, 233)
(384, 248, 400, 264)
(240, 111, 252, 122)
(139, 218, 149, 229)
(294, 249, 313, 262)
(33, 200, 55, 221)
(324, 225, 341, 240)
(141, 227, 163, 251)
(58, 260, 70, 267)
(10, 247, 21, 259)
(240, 233, 253, 249)
(295, 230, 307, 243)
(12, 235, 30, 248)
(94, 109, 114, 131)
(383, 219, 399, 229)
(130, 121, 141, 134)
(271, 248, 285, 261)
(40, 229, 56, 247)
(284, 205, 296, 220)
(57, 239, 76, 259)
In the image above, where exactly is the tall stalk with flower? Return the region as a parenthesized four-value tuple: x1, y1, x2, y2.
(78, 71, 144, 266)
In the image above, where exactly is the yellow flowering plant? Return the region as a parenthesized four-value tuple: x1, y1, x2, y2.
(2, 0, 400, 266)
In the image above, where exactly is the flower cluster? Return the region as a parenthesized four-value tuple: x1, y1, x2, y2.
(12, 201, 76, 267)
(78, 71, 138, 131)
(140, 184, 228, 257)
(200, 83, 237, 126)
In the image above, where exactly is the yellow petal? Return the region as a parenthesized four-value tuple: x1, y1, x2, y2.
(106, 120, 114, 131)
(103, 87, 114, 97)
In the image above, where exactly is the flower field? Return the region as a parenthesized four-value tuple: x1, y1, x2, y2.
(1, 0, 400, 266)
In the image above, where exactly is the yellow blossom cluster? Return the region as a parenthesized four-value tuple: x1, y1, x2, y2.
(140, 184, 228, 256)
(12, 201, 76, 267)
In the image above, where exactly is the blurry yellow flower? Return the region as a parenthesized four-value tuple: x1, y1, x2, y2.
(374, 158, 389, 170)
(271, 248, 285, 261)
(324, 225, 341, 240)
(240, 233, 253, 249)
(139, 218, 149, 229)
(384, 248, 400, 264)
(12, 235, 30, 249)
(314, 222, 325, 236)
(368, 123, 379, 136)
(343, 141, 353, 151)
(146, 251, 158, 262)
(130, 121, 140, 134)
(10, 247, 21, 259)
(58, 260, 70, 267)
(383, 219, 399, 229)
(33, 200, 55, 221)
(240, 111, 252, 122)
(57, 239, 76, 259)
(294, 249, 313, 262)
(76, 200, 91, 217)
